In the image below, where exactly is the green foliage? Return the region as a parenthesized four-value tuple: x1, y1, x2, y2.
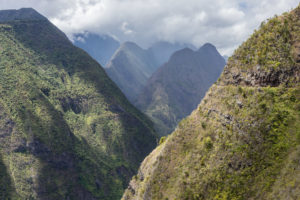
(159, 136, 167, 145)
(204, 136, 213, 150)
(201, 122, 207, 129)
(122, 4, 300, 200)
(0, 17, 157, 200)
(231, 15, 295, 69)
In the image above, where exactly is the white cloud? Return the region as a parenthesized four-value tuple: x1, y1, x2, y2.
(0, 0, 299, 55)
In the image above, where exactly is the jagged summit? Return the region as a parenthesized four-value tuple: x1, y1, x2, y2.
(0, 8, 47, 22)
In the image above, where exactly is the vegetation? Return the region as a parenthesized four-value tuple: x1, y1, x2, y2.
(0, 11, 157, 200)
(219, 6, 300, 87)
(122, 4, 300, 200)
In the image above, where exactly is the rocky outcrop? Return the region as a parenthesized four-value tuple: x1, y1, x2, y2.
(221, 64, 300, 87)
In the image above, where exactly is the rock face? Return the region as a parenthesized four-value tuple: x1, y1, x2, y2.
(122, 5, 300, 200)
(73, 32, 120, 66)
(135, 44, 225, 136)
(0, 8, 157, 200)
(105, 42, 159, 102)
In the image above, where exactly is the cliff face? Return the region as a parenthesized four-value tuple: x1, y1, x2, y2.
(123, 5, 300, 200)
(0, 9, 157, 200)
(135, 44, 225, 136)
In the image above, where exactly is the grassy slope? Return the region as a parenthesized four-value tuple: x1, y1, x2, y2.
(122, 5, 300, 200)
(0, 17, 157, 199)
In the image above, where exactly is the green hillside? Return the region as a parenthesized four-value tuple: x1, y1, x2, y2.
(0, 8, 157, 200)
(123, 5, 300, 200)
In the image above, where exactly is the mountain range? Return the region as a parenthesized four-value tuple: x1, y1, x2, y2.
(74, 34, 197, 102)
(1, 3, 299, 200)
(123, 5, 300, 199)
(0, 8, 157, 200)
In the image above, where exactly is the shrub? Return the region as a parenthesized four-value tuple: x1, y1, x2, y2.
(204, 136, 213, 150)
(159, 136, 167, 145)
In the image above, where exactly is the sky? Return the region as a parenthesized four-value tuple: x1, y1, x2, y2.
(0, 0, 299, 55)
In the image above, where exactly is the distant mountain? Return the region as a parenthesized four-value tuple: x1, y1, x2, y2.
(123, 5, 300, 200)
(135, 43, 226, 136)
(104, 41, 195, 102)
(148, 41, 196, 67)
(0, 8, 157, 200)
(73, 32, 120, 66)
(105, 42, 158, 102)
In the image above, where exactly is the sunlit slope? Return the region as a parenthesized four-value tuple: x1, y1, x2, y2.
(123, 5, 300, 200)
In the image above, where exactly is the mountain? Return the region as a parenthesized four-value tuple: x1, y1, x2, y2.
(148, 41, 197, 67)
(123, 5, 300, 200)
(103, 41, 196, 103)
(73, 32, 120, 66)
(105, 42, 158, 102)
(135, 44, 226, 136)
(0, 8, 157, 200)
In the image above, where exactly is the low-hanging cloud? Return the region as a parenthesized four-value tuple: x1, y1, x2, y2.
(0, 0, 299, 55)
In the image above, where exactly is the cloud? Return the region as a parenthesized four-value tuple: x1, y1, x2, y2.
(0, 0, 299, 55)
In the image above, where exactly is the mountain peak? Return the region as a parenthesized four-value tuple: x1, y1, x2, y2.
(199, 43, 217, 51)
(168, 47, 194, 62)
(0, 8, 47, 22)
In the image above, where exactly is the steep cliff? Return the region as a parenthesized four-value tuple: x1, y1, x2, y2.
(123, 5, 300, 200)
